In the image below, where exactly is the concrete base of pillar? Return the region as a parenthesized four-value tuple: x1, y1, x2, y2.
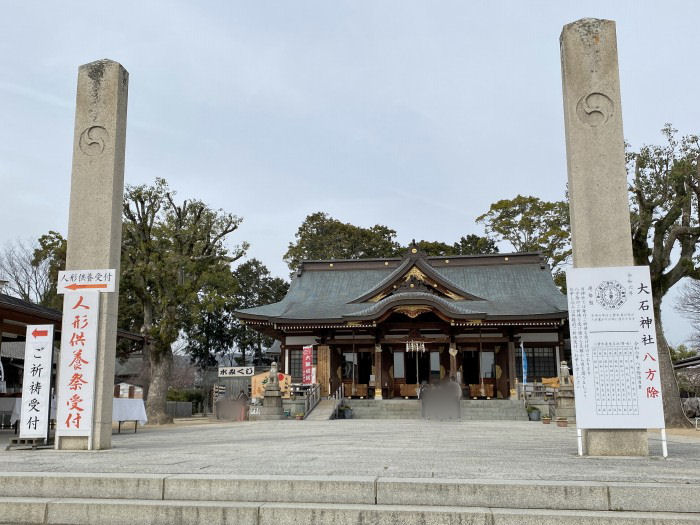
(583, 429, 648, 456)
(57, 436, 89, 450)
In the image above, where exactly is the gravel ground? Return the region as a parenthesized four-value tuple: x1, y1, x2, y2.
(1, 419, 698, 483)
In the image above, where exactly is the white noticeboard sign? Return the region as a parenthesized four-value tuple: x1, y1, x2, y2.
(218, 366, 255, 377)
(57, 269, 116, 294)
(19, 325, 54, 439)
(566, 266, 665, 429)
(55, 292, 100, 437)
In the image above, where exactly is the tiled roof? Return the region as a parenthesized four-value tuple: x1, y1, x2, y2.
(236, 252, 567, 323)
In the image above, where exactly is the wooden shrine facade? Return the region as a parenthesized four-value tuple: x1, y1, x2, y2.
(236, 248, 569, 400)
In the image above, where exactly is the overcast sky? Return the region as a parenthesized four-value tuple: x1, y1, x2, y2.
(2, 1, 699, 344)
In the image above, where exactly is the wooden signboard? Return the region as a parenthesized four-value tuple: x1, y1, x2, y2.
(251, 371, 292, 400)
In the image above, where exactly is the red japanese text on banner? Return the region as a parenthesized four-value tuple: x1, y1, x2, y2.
(55, 292, 100, 437)
(19, 325, 54, 439)
(302, 345, 313, 384)
(566, 266, 664, 429)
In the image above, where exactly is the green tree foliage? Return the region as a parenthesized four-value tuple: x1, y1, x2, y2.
(476, 195, 570, 270)
(182, 274, 239, 369)
(453, 234, 499, 255)
(669, 344, 697, 364)
(230, 259, 289, 365)
(476, 195, 570, 292)
(413, 240, 455, 256)
(285, 213, 499, 271)
(629, 125, 700, 426)
(414, 235, 499, 256)
(31, 231, 66, 309)
(122, 178, 247, 423)
(284, 212, 401, 272)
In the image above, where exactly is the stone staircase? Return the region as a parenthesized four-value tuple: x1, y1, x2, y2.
(0, 472, 698, 524)
(304, 399, 337, 420)
(344, 398, 528, 420)
(460, 399, 529, 421)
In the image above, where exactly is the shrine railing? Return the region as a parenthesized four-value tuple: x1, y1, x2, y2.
(331, 384, 344, 418)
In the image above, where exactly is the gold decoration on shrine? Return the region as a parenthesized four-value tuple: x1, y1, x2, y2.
(404, 266, 427, 282)
(444, 290, 464, 301)
(368, 264, 466, 302)
(394, 305, 432, 318)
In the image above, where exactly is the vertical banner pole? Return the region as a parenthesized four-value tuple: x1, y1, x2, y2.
(577, 429, 583, 456)
(661, 429, 668, 458)
(45, 338, 55, 445)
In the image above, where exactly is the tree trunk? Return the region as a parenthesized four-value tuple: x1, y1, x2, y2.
(146, 342, 173, 424)
(654, 302, 691, 428)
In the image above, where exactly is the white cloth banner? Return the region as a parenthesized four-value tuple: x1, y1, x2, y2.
(55, 292, 100, 437)
(19, 325, 54, 439)
(566, 266, 665, 429)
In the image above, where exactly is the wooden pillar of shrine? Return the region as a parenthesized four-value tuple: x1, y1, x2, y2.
(449, 342, 457, 378)
(374, 344, 383, 399)
(507, 340, 516, 399)
(317, 345, 331, 397)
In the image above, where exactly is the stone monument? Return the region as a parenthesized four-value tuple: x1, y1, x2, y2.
(554, 361, 576, 423)
(560, 19, 648, 455)
(254, 362, 285, 420)
(57, 60, 128, 450)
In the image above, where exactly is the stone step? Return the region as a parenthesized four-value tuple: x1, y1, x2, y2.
(344, 399, 528, 420)
(305, 399, 337, 420)
(1, 497, 699, 525)
(1, 473, 699, 514)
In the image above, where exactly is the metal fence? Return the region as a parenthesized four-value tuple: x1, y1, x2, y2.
(166, 401, 193, 418)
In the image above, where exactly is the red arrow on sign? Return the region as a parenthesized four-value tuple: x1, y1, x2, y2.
(65, 283, 108, 290)
(32, 329, 48, 338)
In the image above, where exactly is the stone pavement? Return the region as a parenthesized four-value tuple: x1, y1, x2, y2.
(1, 420, 699, 483)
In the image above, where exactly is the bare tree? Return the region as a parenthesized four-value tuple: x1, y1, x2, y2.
(0, 239, 52, 305)
(675, 279, 700, 348)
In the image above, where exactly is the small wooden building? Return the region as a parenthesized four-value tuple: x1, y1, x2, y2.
(235, 248, 569, 400)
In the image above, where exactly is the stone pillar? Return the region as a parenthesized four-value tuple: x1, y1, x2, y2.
(58, 60, 128, 451)
(560, 19, 648, 456)
(374, 344, 383, 399)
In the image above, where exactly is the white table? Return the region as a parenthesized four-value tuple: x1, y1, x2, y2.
(112, 398, 147, 433)
(2, 397, 146, 432)
(0, 398, 19, 428)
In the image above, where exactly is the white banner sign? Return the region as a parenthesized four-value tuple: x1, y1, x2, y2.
(218, 366, 255, 377)
(57, 269, 116, 294)
(19, 325, 54, 439)
(55, 292, 100, 437)
(566, 266, 665, 429)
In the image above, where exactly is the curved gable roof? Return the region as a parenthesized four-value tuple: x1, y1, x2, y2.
(348, 253, 484, 303)
(236, 252, 567, 324)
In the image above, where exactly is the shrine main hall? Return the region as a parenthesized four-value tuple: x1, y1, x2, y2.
(236, 248, 569, 400)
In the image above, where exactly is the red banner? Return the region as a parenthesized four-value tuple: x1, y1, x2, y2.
(302, 345, 313, 384)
